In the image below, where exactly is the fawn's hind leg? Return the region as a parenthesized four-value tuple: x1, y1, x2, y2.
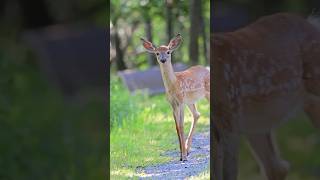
(222, 131, 240, 180)
(185, 104, 200, 154)
(246, 132, 289, 180)
(213, 126, 240, 180)
(172, 104, 187, 161)
(213, 125, 223, 180)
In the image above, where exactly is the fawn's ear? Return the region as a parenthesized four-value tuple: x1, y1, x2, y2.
(168, 33, 182, 50)
(140, 37, 156, 53)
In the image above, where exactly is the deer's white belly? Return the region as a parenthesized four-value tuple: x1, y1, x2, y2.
(184, 89, 206, 104)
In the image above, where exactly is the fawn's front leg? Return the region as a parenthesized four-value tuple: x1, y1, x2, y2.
(213, 125, 223, 180)
(213, 125, 240, 180)
(222, 130, 240, 180)
(173, 104, 187, 161)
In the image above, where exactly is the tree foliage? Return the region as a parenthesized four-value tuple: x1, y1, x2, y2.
(110, 0, 210, 71)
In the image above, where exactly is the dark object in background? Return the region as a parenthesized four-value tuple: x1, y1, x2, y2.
(212, 2, 249, 32)
(18, 0, 54, 28)
(118, 63, 188, 95)
(23, 25, 107, 96)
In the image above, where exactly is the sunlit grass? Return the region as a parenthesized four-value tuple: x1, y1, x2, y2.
(189, 167, 210, 180)
(110, 77, 210, 179)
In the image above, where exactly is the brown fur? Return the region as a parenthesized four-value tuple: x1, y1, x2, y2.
(142, 34, 210, 161)
(213, 13, 320, 179)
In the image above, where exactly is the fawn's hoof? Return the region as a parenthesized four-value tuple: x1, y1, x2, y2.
(185, 146, 191, 156)
(275, 160, 290, 179)
(180, 156, 188, 162)
(266, 159, 290, 180)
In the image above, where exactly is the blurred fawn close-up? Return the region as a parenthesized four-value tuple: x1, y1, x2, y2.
(213, 13, 320, 180)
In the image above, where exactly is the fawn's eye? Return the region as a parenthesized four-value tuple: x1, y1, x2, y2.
(167, 51, 170, 54)
(156, 53, 159, 56)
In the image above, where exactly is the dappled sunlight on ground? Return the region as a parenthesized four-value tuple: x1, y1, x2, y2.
(111, 168, 137, 179)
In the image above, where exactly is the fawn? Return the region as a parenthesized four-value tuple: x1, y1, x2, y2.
(213, 13, 320, 180)
(141, 34, 210, 161)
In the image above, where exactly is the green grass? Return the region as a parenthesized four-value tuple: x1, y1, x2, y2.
(189, 167, 210, 180)
(238, 114, 320, 180)
(110, 77, 210, 179)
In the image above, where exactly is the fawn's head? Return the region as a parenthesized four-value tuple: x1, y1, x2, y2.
(141, 33, 182, 64)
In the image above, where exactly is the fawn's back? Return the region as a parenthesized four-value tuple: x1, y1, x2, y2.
(213, 13, 320, 133)
(168, 66, 210, 104)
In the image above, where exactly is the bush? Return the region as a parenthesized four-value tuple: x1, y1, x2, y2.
(110, 77, 147, 128)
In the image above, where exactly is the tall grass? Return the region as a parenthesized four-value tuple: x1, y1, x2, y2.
(110, 78, 141, 127)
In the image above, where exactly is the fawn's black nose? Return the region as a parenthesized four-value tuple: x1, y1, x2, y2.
(160, 59, 166, 63)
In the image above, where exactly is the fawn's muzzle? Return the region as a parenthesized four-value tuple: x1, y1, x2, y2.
(160, 59, 166, 63)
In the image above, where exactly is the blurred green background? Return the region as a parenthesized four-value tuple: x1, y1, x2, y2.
(0, 0, 107, 179)
(110, 0, 210, 72)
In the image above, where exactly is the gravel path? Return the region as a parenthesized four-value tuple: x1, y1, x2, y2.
(137, 131, 210, 179)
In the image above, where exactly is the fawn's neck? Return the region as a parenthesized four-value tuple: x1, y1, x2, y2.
(159, 61, 177, 91)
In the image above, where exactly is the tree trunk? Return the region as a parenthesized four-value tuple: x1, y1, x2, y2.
(145, 17, 156, 66)
(18, 0, 54, 28)
(114, 30, 127, 70)
(0, 0, 5, 18)
(176, 1, 184, 62)
(189, 0, 201, 65)
(166, 1, 173, 42)
(166, 0, 174, 62)
(199, 5, 208, 64)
